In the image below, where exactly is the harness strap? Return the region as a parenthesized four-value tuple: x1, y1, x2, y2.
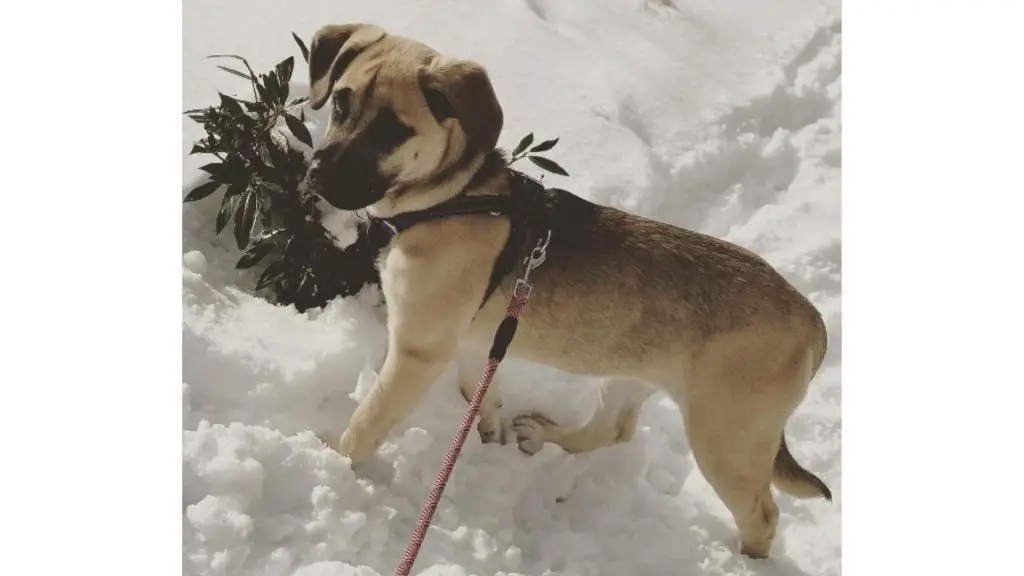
(482, 171, 548, 307)
(376, 195, 513, 236)
(372, 169, 553, 309)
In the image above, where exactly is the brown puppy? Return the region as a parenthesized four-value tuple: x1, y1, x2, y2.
(303, 23, 832, 559)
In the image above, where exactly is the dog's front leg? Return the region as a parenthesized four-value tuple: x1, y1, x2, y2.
(334, 220, 505, 465)
(337, 338, 456, 464)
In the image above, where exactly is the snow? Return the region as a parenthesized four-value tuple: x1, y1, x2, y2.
(183, 1, 841, 574)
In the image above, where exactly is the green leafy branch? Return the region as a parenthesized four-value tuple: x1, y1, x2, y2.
(507, 132, 569, 177)
(180, 32, 382, 312)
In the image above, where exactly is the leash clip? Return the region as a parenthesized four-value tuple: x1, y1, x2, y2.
(515, 229, 552, 296)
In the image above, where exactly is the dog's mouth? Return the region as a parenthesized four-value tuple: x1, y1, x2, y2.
(311, 184, 386, 211)
(303, 162, 388, 211)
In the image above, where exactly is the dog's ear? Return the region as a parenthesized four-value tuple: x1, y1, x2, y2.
(418, 58, 504, 154)
(308, 23, 386, 110)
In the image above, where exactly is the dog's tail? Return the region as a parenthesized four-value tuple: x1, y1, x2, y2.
(772, 434, 832, 502)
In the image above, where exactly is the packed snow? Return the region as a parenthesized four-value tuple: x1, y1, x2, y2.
(183, 1, 842, 574)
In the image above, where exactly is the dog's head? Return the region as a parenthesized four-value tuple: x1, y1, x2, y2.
(303, 24, 504, 213)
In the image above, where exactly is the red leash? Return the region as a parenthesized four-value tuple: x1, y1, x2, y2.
(394, 231, 551, 576)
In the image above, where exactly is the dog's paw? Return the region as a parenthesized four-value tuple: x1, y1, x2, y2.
(511, 412, 559, 455)
(316, 425, 384, 468)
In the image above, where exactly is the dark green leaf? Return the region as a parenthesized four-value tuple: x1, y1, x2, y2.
(528, 155, 569, 176)
(292, 32, 310, 63)
(298, 270, 313, 298)
(183, 180, 220, 203)
(250, 155, 280, 185)
(283, 235, 296, 258)
(216, 65, 253, 81)
(189, 142, 208, 155)
(241, 99, 265, 113)
(256, 228, 285, 242)
(530, 137, 559, 153)
(263, 72, 281, 107)
(236, 239, 276, 269)
(198, 162, 223, 176)
(260, 179, 287, 197)
(216, 193, 238, 233)
(223, 181, 247, 199)
(284, 113, 313, 148)
(205, 54, 258, 81)
(234, 190, 259, 250)
(512, 133, 534, 156)
(206, 160, 247, 185)
(219, 93, 244, 117)
(234, 112, 258, 136)
(184, 108, 211, 124)
(290, 96, 309, 108)
(259, 209, 274, 230)
(265, 140, 292, 177)
(275, 56, 295, 84)
(255, 261, 286, 291)
(205, 53, 249, 64)
(206, 54, 260, 100)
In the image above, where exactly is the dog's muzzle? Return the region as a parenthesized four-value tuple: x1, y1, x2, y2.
(303, 152, 387, 211)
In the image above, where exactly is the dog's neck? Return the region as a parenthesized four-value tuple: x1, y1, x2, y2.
(366, 150, 509, 219)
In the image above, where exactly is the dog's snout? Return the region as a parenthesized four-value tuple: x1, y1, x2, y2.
(301, 141, 388, 210)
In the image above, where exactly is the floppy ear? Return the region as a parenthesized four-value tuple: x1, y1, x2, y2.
(418, 58, 504, 154)
(307, 23, 386, 110)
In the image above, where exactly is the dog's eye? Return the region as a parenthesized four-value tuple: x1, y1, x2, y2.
(332, 88, 352, 123)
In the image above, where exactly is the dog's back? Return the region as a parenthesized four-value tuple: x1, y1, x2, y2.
(480, 186, 827, 383)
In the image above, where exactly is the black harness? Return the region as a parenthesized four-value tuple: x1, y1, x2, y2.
(369, 169, 553, 309)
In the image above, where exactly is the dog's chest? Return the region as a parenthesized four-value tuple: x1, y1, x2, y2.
(374, 243, 430, 306)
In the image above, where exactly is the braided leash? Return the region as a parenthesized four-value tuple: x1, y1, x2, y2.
(394, 230, 552, 576)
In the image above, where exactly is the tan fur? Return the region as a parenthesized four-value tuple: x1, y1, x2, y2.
(304, 23, 832, 559)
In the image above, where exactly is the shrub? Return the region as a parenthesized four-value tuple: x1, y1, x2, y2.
(182, 34, 383, 312)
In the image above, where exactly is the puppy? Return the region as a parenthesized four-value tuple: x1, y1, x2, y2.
(303, 23, 832, 559)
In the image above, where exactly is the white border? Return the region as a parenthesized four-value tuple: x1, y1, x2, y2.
(845, 1, 1024, 574)
(2, 1, 180, 575)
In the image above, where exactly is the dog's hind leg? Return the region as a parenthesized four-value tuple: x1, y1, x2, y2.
(671, 360, 798, 558)
(681, 399, 783, 558)
(456, 344, 506, 444)
(673, 341, 828, 558)
(511, 377, 656, 455)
